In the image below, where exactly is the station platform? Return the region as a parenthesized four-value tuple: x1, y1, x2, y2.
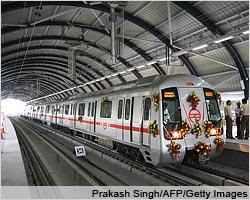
(225, 139, 249, 153)
(1, 116, 28, 185)
(223, 125, 249, 153)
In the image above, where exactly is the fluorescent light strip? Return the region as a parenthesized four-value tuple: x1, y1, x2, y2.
(158, 58, 166, 62)
(119, 71, 126, 75)
(136, 65, 145, 69)
(127, 68, 135, 72)
(214, 36, 234, 43)
(243, 30, 249, 34)
(146, 60, 157, 65)
(111, 73, 119, 77)
(192, 44, 208, 51)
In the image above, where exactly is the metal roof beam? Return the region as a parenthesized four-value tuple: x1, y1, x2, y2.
(2, 59, 103, 91)
(2, 53, 112, 88)
(174, 1, 249, 99)
(2, 45, 126, 84)
(2, 63, 92, 93)
(2, 35, 142, 79)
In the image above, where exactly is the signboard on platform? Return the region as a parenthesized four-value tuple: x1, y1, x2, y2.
(74, 146, 86, 157)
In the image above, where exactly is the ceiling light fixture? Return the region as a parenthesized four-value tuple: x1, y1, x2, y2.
(192, 44, 208, 51)
(136, 65, 145, 69)
(127, 68, 135, 72)
(214, 36, 234, 43)
(158, 58, 166, 62)
(243, 30, 249, 34)
(146, 60, 157, 65)
(119, 71, 126, 74)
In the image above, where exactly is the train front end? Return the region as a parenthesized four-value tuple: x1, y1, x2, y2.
(158, 75, 225, 165)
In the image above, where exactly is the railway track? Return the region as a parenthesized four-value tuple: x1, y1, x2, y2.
(16, 116, 200, 186)
(10, 118, 56, 186)
(10, 117, 129, 186)
(15, 116, 248, 186)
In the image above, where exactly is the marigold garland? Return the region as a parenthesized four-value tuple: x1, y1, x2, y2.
(148, 120, 158, 137)
(190, 120, 203, 138)
(213, 136, 224, 152)
(101, 96, 109, 106)
(187, 91, 200, 108)
(167, 141, 182, 161)
(180, 121, 191, 137)
(194, 141, 211, 157)
(152, 93, 160, 111)
(203, 120, 213, 138)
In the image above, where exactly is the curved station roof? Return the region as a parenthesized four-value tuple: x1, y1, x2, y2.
(1, 1, 249, 103)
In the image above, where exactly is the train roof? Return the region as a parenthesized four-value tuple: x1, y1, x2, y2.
(35, 74, 214, 105)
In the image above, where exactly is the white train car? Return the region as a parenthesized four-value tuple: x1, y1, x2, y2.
(24, 74, 225, 166)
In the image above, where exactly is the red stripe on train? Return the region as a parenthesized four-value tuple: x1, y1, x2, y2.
(37, 116, 155, 135)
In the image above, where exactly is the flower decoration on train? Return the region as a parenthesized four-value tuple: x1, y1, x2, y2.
(190, 120, 202, 138)
(186, 91, 200, 108)
(203, 120, 213, 138)
(215, 91, 222, 105)
(101, 96, 109, 106)
(194, 141, 211, 157)
(167, 141, 182, 161)
(180, 121, 191, 137)
(213, 136, 224, 152)
(152, 93, 160, 111)
(148, 120, 158, 137)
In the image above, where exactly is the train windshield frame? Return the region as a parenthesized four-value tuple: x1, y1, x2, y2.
(161, 87, 181, 138)
(203, 88, 222, 127)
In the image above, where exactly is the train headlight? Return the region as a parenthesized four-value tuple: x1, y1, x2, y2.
(165, 131, 183, 140)
(211, 128, 217, 135)
(173, 131, 180, 138)
(210, 128, 222, 136)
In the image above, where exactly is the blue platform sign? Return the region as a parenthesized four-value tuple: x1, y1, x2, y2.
(74, 146, 86, 157)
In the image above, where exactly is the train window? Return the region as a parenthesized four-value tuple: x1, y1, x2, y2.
(204, 88, 222, 127)
(78, 103, 85, 116)
(88, 102, 91, 117)
(125, 99, 130, 120)
(65, 105, 69, 115)
(118, 100, 123, 119)
(144, 98, 151, 120)
(37, 106, 40, 111)
(52, 105, 55, 114)
(73, 104, 76, 115)
(46, 105, 50, 113)
(162, 88, 181, 139)
(100, 101, 112, 118)
(40, 106, 44, 113)
(70, 104, 73, 115)
(60, 105, 64, 114)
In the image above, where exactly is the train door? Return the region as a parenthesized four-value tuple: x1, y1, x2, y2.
(57, 104, 64, 126)
(90, 101, 96, 132)
(54, 104, 59, 125)
(87, 102, 91, 132)
(69, 104, 76, 127)
(73, 103, 77, 128)
(50, 105, 55, 124)
(141, 97, 151, 146)
(131, 96, 143, 144)
(116, 99, 124, 141)
(123, 97, 133, 143)
(77, 102, 86, 130)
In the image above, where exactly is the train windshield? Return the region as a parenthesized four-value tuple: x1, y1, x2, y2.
(162, 88, 181, 135)
(204, 88, 222, 127)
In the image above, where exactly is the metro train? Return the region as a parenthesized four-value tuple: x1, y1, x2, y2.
(22, 74, 225, 166)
